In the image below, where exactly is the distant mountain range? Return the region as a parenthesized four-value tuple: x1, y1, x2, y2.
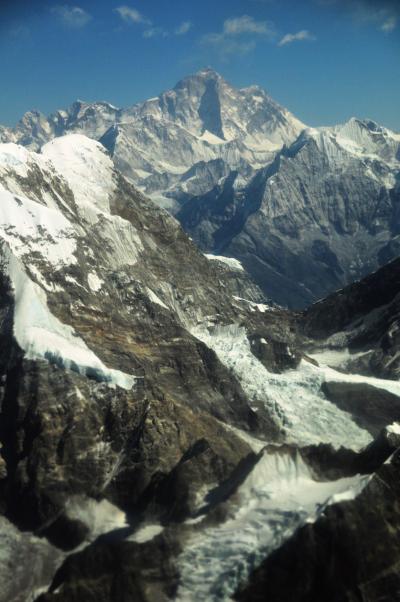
(1, 68, 399, 307)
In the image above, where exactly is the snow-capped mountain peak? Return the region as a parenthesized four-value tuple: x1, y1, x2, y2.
(0, 69, 306, 173)
(1, 71, 399, 308)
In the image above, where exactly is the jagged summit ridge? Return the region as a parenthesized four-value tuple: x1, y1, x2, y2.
(0, 68, 305, 159)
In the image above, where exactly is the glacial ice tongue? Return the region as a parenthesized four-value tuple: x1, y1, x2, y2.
(190, 323, 371, 450)
(176, 449, 370, 602)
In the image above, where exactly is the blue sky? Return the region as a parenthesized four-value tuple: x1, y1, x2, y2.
(0, 0, 399, 129)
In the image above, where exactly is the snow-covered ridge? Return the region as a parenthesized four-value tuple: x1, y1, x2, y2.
(42, 134, 116, 214)
(0, 137, 144, 262)
(0, 137, 149, 389)
(309, 117, 400, 167)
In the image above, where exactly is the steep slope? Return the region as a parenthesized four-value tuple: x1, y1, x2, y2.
(0, 135, 270, 598)
(0, 136, 306, 598)
(235, 433, 400, 602)
(35, 428, 400, 602)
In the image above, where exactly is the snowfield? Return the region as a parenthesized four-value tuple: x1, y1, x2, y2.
(205, 254, 245, 272)
(0, 188, 76, 267)
(42, 134, 116, 214)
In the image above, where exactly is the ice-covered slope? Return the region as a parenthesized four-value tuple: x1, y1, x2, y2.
(0, 137, 142, 387)
(190, 324, 371, 450)
(326, 116, 400, 165)
(235, 432, 400, 602)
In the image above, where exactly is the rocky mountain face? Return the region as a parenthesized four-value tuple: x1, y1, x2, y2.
(302, 256, 400, 379)
(0, 134, 399, 601)
(1, 70, 399, 308)
(178, 119, 400, 307)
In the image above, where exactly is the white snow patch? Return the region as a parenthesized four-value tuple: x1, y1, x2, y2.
(387, 422, 400, 435)
(147, 193, 179, 212)
(64, 274, 85, 288)
(251, 302, 271, 313)
(0, 143, 41, 173)
(65, 496, 128, 541)
(308, 348, 353, 367)
(128, 524, 164, 543)
(134, 168, 152, 179)
(326, 476, 371, 505)
(87, 272, 103, 292)
(200, 130, 225, 145)
(205, 254, 244, 272)
(233, 296, 274, 313)
(321, 364, 400, 398)
(146, 287, 169, 309)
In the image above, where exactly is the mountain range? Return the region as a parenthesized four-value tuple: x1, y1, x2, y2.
(2, 68, 399, 307)
(0, 70, 400, 601)
(0, 127, 399, 601)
